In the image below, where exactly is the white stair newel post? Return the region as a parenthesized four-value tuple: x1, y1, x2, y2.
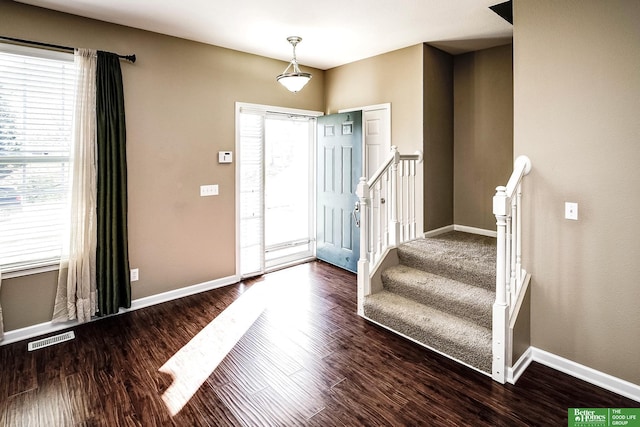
(388, 146, 400, 246)
(356, 177, 370, 316)
(492, 185, 509, 384)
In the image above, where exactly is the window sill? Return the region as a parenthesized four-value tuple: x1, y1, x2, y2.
(1, 262, 60, 279)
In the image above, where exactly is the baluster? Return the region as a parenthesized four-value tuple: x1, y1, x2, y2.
(388, 146, 400, 246)
(398, 160, 404, 241)
(505, 206, 512, 307)
(376, 179, 383, 259)
(409, 159, 416, 239)
(382, 171, 389, 248)
(510, 196, 517, 307)
(515, 182, 523, 289)
(402, 159, 409, 241)
(370, 181, 377, 264)
(398, 160, 407, 243)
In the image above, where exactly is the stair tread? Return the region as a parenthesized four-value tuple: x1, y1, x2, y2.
(382, 264, 493, 328)
(398, 232, 496, 290)
(363, 291, 492, 373)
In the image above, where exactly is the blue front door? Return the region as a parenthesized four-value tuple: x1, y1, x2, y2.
(316, 112, 362, 273)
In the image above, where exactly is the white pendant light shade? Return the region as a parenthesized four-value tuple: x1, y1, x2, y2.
(277, 36, 312, 93)
(277, 73, 311, 92)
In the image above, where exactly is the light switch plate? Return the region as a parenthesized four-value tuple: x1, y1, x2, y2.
(565, 202, 578, 220)
(218, 151, 233, 163)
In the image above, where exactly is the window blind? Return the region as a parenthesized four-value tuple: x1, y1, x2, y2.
(0, 44, 75, 271)
(238, 110, 265, 278)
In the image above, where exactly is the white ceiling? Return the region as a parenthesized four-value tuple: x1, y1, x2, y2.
(16, 0, 513, 70)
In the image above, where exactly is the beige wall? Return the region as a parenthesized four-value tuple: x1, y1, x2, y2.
(0, 0, 324, 331)
(325, 45, 424, 153)
(423, 45, 453, 231)
(515, 0, 640, 384)
(454, 44, 513, 230)
(511, 283, 531, 364)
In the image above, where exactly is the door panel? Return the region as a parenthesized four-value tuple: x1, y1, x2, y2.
(364, 108, 391, 177)
(316, 112, 362, 273)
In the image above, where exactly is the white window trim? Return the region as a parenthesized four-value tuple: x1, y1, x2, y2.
(0, 42, 74, 277)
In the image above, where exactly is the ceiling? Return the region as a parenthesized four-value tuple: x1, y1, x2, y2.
(16, 0, 513, 70)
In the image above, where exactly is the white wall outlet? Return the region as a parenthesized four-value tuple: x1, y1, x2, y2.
(565, 202, 578, 220)
(130, 268, 139, 282)
(200, 184, 219, 196)
(218, 151, 233, 163)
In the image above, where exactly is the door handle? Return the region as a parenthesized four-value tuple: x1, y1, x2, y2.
(352, 201, 360, 228)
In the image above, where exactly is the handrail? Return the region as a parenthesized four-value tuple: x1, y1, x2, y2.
(356, 146, 423, 315)
(367, 151, 423, 188)
(367, 152, 396, 188)
(503, 155, 532, 198)
(492, 155, 532, 384)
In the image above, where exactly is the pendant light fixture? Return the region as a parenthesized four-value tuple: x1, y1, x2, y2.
(276, 36, 312, 93)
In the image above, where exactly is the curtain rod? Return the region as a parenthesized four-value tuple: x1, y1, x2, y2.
(0, 35, 136, 63)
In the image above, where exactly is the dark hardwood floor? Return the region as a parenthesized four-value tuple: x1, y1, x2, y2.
(0, 261, 635, 426)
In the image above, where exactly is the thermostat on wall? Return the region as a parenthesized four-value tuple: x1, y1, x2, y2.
(218, 151, 233, 164)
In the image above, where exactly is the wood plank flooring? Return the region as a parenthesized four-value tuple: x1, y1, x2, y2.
(0, 261, 636, 426)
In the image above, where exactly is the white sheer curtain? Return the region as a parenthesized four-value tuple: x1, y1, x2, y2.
(52, 49, 98, 323)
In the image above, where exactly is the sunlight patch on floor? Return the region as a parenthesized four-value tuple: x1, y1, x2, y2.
(159, 280, 269, 416)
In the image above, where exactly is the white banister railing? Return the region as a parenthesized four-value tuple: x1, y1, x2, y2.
(492, 155, 532, 383)
(356, 146, 423, 315)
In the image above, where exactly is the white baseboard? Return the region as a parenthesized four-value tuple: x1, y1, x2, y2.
(453, 225, 497, 238)
(423, 225, 454, 237)
(1, 320, 76, 347)
(1, 274, 240, 346)
(508, 347, 534, 384)
(509, 347, 640, 403)
(424, 224, 496, 238)
(128, 274, 239, 311)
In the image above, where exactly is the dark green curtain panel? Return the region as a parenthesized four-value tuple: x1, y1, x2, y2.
(96, 51, 131, 316)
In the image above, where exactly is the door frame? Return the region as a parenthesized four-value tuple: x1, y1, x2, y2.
(235, 102, 323, 278)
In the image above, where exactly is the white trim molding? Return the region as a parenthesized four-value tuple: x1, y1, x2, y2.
(508, 347, 534, 384)
(424, 225, 496, 238)
(532, 348, 640, 403)
(1, 274, 240, 346)
(453, 225, 497, 238)
(508, 347, 640, 403)
(424, 225, 454, 237)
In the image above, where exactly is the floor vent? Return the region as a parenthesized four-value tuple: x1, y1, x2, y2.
(28, 331, 75, 351)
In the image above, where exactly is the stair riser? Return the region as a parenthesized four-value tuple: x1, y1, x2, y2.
(397, 250, 495, 291)
(363, 303, 492, 373)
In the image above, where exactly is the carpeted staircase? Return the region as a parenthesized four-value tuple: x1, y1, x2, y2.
(363, 231, 496, 374)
